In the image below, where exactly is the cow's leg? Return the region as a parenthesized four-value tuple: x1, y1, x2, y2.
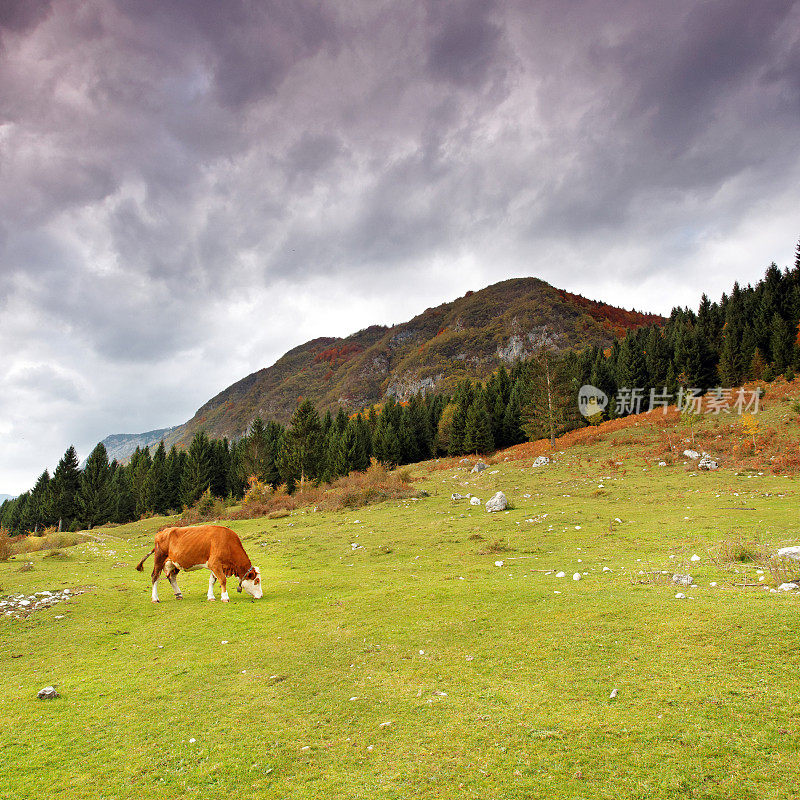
(150, 548, 167, 603)
(166, 564, 182, 599)
(207, 571, 217, 601)
(206, 559, 229, 602)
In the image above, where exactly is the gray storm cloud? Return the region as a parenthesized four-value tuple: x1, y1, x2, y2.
(1, 0, 799, 492)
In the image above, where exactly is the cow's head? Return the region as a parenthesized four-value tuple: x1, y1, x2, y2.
(238, 566, 263, 599)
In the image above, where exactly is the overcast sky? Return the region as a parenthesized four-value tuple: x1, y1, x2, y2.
(1, 0, 799, 493)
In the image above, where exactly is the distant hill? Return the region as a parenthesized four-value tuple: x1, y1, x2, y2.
(0, 494, 16, 503)
(154, 277, 662, 447)
(95, 427, 177, 465)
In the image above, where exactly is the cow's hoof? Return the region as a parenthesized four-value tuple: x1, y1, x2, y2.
(152, 600, 159, 604)
(207, 597, 216, 602)
(175, 595, 183, 600)
(222, 598, 230, 603)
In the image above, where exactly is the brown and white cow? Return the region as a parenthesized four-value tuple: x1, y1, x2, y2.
(135, 525, 262, 603)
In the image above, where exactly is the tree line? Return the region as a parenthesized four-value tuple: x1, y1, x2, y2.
(3, 240, 798, 534)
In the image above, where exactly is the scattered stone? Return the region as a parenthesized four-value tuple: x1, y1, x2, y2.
(471, 462, 487, 474)
(602, 567, 612, 573)
(485, 492, 508, 513)
(673, 575, 693, 586)
(495, 560, 504, 567)
(470, 497, 481, 506)
(37, 686, 59, 700)
(556, 571, 566, 578)
(609, 688, 618, 699)
(658, 461, 667, 467)
(778, 583, 799, 592)
(532, 456, 550, 468)
(451, 493, 468, 501)
(675, 593, 686, 599)
(698, 455, 718, 470)
(431, 690, 447, 697)
(189, 738, 196, 744)
(379, 721, 392, 729)
(572, 573, 581, 581)
(690, 554, 701, 562)
(709, 582, 717, 587)
(683, 449, 700, 459)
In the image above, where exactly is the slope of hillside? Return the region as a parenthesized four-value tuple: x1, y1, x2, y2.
(165, 277, 661, 447)
(96, 427, 177, 465)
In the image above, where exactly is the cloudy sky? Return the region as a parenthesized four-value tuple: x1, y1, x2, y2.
(1, 0, 799, 493)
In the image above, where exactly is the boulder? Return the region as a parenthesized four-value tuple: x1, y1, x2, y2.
(469, 497, 481, 506)
(673, 575, 693, 586)
(572, 573, 581, 581)
(777, 546, 800, 562)
(698, 455, 718, 470)
(778, 582, 799, 592)
(451, 493, 467, 501)
(37, 686, 59, 700)
(532, 456, 550, 468)
(471, 462, 487, 474)
(555, 571, 566, 578)
(485, 492, 508, 513)
(683, 449, 700, 459)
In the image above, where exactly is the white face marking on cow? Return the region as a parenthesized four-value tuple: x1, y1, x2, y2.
(241, 567, 263, 599)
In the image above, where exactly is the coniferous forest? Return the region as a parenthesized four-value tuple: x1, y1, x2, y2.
(3, 244, 799, 534)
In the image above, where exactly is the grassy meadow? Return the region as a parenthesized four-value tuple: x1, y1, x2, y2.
(3, 410, 800, 798)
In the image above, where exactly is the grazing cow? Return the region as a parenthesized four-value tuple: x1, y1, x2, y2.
(135, 525, 262, 603)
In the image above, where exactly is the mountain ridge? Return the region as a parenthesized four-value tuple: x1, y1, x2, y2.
(104, 276, 664, 460)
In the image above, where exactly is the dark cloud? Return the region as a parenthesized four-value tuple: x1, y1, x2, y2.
(0, 0, 52, 34)
(1, 0, 799, 492)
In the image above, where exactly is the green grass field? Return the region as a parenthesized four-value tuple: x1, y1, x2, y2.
(3, 440, 800, 799)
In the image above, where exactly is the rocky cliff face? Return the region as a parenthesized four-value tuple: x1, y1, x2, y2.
(115, 277, 662, 449)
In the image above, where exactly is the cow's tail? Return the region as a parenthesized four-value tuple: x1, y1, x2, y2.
(135, 548, 155, 572)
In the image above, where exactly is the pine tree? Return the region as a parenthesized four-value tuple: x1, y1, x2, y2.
(50, 445, 81, 531)
(112, 467, 136, 523)
(181, 432, 213, 506)
(463, 401, 494, 454)
(448, 403, 467, 456)
(284, 400, 323, 488)
(145, 441, 170, 515)
(77, 443, 113, 529)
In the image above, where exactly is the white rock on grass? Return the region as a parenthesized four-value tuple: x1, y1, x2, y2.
(470, 497, 481, 506)
(37, 686, 59, 700)
(778, 582, 799, 592)
(485, 492, 508, 513)
(572, 573, 581, 581)
(556, 571, 566, 578)
(471, 462, 487, 473)
(683, 450, 700, 459)
(532, 456, 550, 468)
(690, 554, 701, 562)
(495, 561, 504, 567)
(602, 567, 612, 573)
(673, 575, 693, 586)
(675, 593, 686, 599)
(777, 546, 800, 562)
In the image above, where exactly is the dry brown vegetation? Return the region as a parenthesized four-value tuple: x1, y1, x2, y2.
(230, 463, 416, 520)
(4, 528, 86, 556)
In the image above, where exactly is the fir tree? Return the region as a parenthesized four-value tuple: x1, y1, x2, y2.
(463, 401, 494, 454)
(181, 432, 213, 506)
(50, 445, 81, 531)
(77, 443, 113, 529)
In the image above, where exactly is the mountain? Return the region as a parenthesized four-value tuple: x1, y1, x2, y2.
(95, 427, 177, 466)
(0, 494, 16, 503)
(157, 277, 662, 447)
